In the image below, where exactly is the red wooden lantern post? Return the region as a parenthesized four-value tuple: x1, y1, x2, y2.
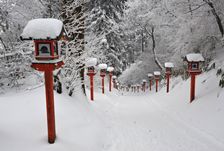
(137, 85, 140, 93)
(154, 71, 161, 92)
(112, 76, 117, 89)
(147, 73, 153, 91)
(165, 62, 174, 93)
(107, 67, 114, 92)
(142, 80, 147, 92)
(184, 53, 204, 103)
(98, 64, 107, 94)
(20, 18, 66, 144)
(86, 58, 97, 101)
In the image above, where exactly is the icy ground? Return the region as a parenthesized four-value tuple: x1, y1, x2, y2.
(0, 69, 224, 151)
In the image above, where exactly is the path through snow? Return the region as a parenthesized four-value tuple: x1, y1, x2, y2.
(93, 92, 224, 151)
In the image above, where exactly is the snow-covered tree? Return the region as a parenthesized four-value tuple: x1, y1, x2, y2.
(86, 0, 127, 75)
(60, 0, 87, 96)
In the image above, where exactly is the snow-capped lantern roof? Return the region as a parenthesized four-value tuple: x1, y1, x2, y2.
(154, 71, 161, 76)
(112, 76, 117, 79)
(20, 18, 64, 40)
(185, 53, 204, 62)
(165, 62, 174, 68)
(142, 79, 147, 83)
(98, 64, 107, 70)
(147, 73, 153, 77)
(107, 67, 114, 72)
(101, 38, 107, 45)
(86, 58, 97, 67)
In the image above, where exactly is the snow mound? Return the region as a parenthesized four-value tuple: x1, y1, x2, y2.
(185, 53, 204, 62)
(98, 64, 107, 70)
(107, 67, 114, 72)
(20, 18, 63, 40)
(86, 58, 97, 67)
(165, 62, 174, 68)
(147, 73, 153, 77)
(142, 79, 147, 83)
(154, 71, 161, 76)
(112, 76, 117, 79)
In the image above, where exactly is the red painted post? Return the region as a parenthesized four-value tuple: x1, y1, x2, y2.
(102, 76, 105, 94)
(190, 74, 196, 103)
(44, 70, 56, 144)
(109, 73, 112, 92)
(166, 74, 170, 93)
(156, 79, 158, 92)
(90, 75, 94, 101)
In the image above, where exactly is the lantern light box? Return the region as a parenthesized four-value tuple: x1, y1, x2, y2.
(147, 73, 153, 79)
(184, 53, 204, 73)
(20, 18, 65, 61)
(165, 62, 174, 74)
(86, 58, 98, 73)
(98, 64, 108, 76)
(154, 71, 161, 79)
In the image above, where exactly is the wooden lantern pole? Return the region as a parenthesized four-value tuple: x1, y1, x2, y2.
(44, 70, 56, 144)
(190, 74, 196, 103)
(102, 76, 105, 94)
(155, 79, 158, 92)
(149, 80, 152, 91)
(100, 71, 106, 94)
(31, 62, 64, 144)
(166, 73, 170, 93)
(109, 72, 112, 92)
(90, 75, 94, 101)
(87, 72, 95, 101)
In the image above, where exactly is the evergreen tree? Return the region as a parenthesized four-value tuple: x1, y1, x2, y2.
(60, 0, 87, 96)
(86, 0, 127, 75)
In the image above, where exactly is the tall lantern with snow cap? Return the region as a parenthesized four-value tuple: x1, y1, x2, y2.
(112, 76, 117, 89)
(20, 18, 66, 144)
(98, 64, 107, 94)
(142, 79, 147, 92)
(184, 53, 204, 103)
(86, 58, 97, 101)
(107, 67, 114, 92)
(154, 71, 161, 92)
(147, 73, 153, 91)
(165, 62, 174, 93)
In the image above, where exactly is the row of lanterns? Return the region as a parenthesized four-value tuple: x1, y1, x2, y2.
(86, 58, 116, 101)
(117, 53, 205, 104)
(20, 18, 205, 144)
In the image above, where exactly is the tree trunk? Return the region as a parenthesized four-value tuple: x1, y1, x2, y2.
(151, 27, 163, 70)
(204, 0, 224, 37)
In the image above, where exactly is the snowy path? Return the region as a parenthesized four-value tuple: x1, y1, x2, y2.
(1, 84, 224, 151)
(94, 93, 224, 151)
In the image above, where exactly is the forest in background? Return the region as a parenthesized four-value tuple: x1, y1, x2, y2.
(0, 0, 224, 94)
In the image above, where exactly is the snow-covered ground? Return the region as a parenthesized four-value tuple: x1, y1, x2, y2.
(0, 67, 224, 151)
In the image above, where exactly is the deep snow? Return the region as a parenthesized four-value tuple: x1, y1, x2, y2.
(0, 68, 224, 151)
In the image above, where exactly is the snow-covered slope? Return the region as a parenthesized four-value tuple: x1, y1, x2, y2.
(0, 55, 224, 151)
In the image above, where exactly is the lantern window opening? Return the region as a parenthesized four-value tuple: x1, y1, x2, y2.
(191, 62, 199, 70)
